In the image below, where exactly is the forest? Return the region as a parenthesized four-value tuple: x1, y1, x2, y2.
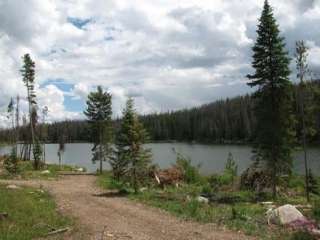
(1, 80, 319, 144)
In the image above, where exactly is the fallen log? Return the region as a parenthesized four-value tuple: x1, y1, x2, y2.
(47, 227, 70, 236)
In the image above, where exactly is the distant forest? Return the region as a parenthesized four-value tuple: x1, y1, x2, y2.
(1, 80, 319, 144)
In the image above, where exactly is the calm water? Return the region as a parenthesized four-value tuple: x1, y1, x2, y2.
(0, 143, 319, 175)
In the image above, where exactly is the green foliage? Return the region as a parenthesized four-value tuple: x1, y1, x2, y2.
(113, 98, 153, 192)
(247, 0, 295, 198)
(225, 152, 238, 175)
(224, 152, 238, 186)
(3, 147, 19, 175)
(0, 161, 81, 180)
(0, 184, 71, 239)
(84, 86, 113, 174)
(176, 152, 203, 184)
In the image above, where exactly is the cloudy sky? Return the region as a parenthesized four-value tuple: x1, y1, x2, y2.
(0, 0, 319, 127)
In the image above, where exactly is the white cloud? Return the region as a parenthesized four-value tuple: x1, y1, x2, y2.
(0, 0, 319, 128)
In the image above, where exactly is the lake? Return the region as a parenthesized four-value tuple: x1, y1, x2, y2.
(0, 143, 319, 175)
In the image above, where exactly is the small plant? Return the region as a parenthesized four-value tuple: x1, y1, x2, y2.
(4, 147, 19, 175)
(224, 152, 238, 186)
(176, 153, 202, 184)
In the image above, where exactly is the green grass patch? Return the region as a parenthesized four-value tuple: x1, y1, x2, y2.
(0, 161, 83, 180)
(0, 184, 72, 240)
(97, 172, 293, 239)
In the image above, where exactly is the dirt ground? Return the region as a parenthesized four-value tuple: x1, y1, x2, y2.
(0, 175, 254, 240)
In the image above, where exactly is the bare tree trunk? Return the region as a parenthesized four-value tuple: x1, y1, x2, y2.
(299, 82, 309, 201)
(26, 81, 36, 166)
(99, 123, 103, 175)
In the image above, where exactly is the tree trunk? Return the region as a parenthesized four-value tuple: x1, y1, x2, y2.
(99, 122, 103, 175)
(299, 82, 309, 201)
(26, 81, 36, 169)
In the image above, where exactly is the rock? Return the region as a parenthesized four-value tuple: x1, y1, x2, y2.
(41, 170, 50, 175)
(196, 196, 209, 204)
(139, 187, 148, 192)
(76, 168, 84, 172)
(311, 229, 320, 236)
(266, 204, 304, 225)
(6, 184, 20, 190)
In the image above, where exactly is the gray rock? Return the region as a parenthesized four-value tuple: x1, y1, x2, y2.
(6, 184, 20, 190)
(196, 196, 209, 204)
(266, 204, 304, 225)
(41, 170, 50, 175)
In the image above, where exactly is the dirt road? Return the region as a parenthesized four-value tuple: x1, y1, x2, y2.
(0, 175, 253, 240)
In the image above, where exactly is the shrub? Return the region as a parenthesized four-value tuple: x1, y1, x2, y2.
(207, 173, 233, 190)
(176, 153, 203, 184)
(3, 147, 19, 175)
(224, 152, 238, 185)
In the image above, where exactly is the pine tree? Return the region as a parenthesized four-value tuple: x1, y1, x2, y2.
(21, 53, 41, 169)
(247, 0, 295, 199)
(84, 86, 113, 174)
(114, 98, 152, 193)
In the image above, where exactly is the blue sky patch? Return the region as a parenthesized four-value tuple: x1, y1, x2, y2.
(67, 17, 91, 29)
(64, 95, 85, 112)
(41, 79, 74, 92)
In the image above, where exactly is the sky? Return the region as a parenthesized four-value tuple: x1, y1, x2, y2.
(0, 0, 320, 127)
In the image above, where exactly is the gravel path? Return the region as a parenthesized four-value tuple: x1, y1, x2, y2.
(0, 176, 254, 240)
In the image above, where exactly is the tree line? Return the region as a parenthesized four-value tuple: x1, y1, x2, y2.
(1, 81, 319, 145)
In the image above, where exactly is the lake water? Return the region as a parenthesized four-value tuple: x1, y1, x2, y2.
(0, 143, 319, 175)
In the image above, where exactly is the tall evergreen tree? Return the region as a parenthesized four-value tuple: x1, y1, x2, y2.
(247, 0, 295, 198)
(113, 98, 152, 193)
(20, 54, 41, 169)
(84, 86, 113, 174)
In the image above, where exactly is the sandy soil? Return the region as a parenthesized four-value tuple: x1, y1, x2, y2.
(0, 175, 254, 240)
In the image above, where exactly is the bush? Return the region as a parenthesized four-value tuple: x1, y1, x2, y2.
(176, 153, 203, 184)
(3, 147, 19, 175)
(207, 173, 233, 190)
(224, 152, 238, 185)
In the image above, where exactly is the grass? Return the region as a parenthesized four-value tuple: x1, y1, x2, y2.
(97, 172, 297, 239)
(0, 160, 84, 180)
(0, 184, 72, 240)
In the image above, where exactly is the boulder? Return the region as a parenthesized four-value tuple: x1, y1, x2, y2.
(41, 170, 50, 175)
(196, 196, 209, 204)
(266, 204, 304, 225)
(76, 168, 84, 172)
(6, 184, 20, 190)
